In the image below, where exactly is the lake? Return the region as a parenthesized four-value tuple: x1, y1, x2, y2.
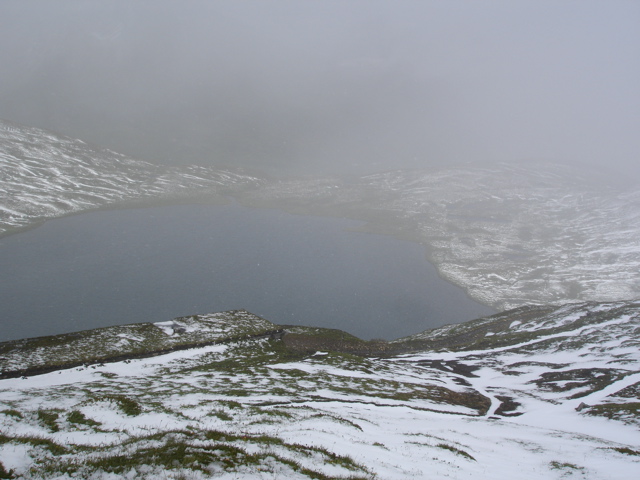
(0, 204, 494, 342)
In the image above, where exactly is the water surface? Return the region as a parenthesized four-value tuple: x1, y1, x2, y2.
(0, 204, 494, 341)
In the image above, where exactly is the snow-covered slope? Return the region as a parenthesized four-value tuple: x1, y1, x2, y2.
(0, 301, 638, 479)
(362, 165, 640, 310)
(0, 119, 262, 237)
(239, 163, 640, 310)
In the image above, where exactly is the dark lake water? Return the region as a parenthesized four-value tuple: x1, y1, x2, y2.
(0, 204, 494, 342)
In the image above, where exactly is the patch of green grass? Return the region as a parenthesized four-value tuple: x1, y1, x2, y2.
(0, 434, 68, 456)
(308, 413, 363, 431)
(436, 443, 476, 461)
(0, 460, 13, 479)
(209, 409, 232, 421)
(535, 368, 626, 399)
(251, 406, 293, 419)
(585, 402, 640, 423)
(268, 386, 293, 396)
(611, 447, 640, 456)
(283, 368, 309, 378)
(0, 409, 22, 419)
(185, 338, 309, 376)
(320, 351, 371, 367)
(290, 443, 367, 472)
(202, 430, 369, 474)
(550, 460, 585, 472)
(104, 395, 142, 417)
(222, 388, 251, 397)
(87, 432, 264, 474)
(204, 429, 232, 442)
(37, 409, 60, 432)
(25, 425, 375, 479)
(246, 434, 286, 447)
(216, 400, 242, 409)
(87, 440, 259, 474)
(322, 375, 491, 415)
(68, 410, 101, 427)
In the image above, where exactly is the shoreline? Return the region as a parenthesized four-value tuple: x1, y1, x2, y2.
(0, 191, 499, 314)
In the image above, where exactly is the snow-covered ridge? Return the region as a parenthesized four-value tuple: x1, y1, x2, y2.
(0, 310, 279, 378)
(0, 301, 638, 479)
(0, 119, 263, 237)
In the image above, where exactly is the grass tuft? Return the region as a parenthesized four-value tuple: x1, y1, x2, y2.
(612, 447, 640, 456)
(68, 410, 101, 427)
(436, 443, 476, 461)
(0, 433, 68, 456)
(550, 460, 585, 471)
(37, 409, 60, 432)
(0, 409, 22, 419)
(98, 394, 143, 416)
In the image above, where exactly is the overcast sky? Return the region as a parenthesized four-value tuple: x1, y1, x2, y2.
(1, 0, 638, 177)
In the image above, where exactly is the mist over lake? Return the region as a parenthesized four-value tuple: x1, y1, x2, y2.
(0, 204, 493, 342)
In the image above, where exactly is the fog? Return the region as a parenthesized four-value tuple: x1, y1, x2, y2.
(1, 0, 638, 178)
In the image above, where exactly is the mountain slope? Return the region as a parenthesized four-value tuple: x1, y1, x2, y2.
(0, 301, 638, 479)
(363, 165, 640, 310)
(0, 119, 262, 237)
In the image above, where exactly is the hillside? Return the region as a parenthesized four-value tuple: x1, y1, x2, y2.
(0, 119, 262, 237)
(0, 301, 638, 479)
